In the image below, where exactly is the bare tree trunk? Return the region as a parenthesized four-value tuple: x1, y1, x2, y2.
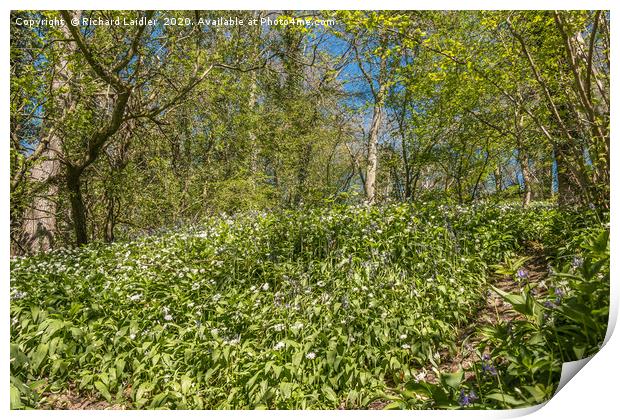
(365, 58, 387, 205)
(471, 148, 491, 202)
(549, 150, 556, 200)
(104, 193, 116, 243)
(518, 150, 533, 206)
(67, 167, 88, 246)
(494, 166, 502, 193)
(353, 29, 390, 206)
(456, 178, 463, 204)
(19, 139, 60, 253)
(247, 12, 261, 176)
(411, 172, 420, 201)
(248, 77, 259, 174)
(555, 143, 579, 206)
(402, 144, 411, 200)
(514, 112, 532, 206)
(365, 104, 381, 204)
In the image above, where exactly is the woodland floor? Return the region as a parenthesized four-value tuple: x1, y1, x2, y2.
(366, 250, 551, 410)
(39, 251, 552, 410)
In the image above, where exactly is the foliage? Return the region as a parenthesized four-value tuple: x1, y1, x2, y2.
(389, 220, 608, 409)
(10, 203, 606, 409)
(10, 10, 609, 251)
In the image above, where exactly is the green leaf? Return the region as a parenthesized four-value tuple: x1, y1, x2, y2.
(279, 382, 293, 399)
(322, 385, 339, 403)
(10, 384, 23, 409)
(440, 369, 463, 389)
(384, 401, 403, 409)
(94, 381, 112, 402)
(150, 391, 169, 408)
(292, 351, 303, 367)
(30, 343, 49, 371)
(326, 350, 337, 367)
(404, 380, 432, 398)
(135, 381, 152, 401)
(181, 375, 192, 394)
(485, 392, 525, 407)
(523, 385, 549, 403)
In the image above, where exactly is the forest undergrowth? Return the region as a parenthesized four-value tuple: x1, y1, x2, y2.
(10, 202, 609, 409)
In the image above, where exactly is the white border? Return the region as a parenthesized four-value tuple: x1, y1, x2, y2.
(2, 1, 617, 419)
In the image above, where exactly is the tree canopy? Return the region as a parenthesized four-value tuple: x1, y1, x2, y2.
(10, 10, 609, 253)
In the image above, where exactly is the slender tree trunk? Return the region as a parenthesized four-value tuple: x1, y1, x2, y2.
(550, 147, 557, 199)
(456, 179, 463, 204)
(494, 166, 502, 193)
(401, 138, 412, 200)
(410, 172, 420, 201)
(248, 77, 259, 174)
(471, 150, 491, 202)
(104, 190, 116, 243)
(513, 112, 532, 206)
(357, 28, 390, 206)
(365, 105, 381, 204)
(365, 61, 387, 205)
(247, 13, 261, 177)
(555, 143, 578, 206)
(67, 168, 88, 246)
(517, 150, 533, 206)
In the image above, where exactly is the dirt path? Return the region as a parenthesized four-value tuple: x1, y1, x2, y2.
(369, 254, 552, 409)
(432, 254, 550, 380)
(38, 384, 125, 410)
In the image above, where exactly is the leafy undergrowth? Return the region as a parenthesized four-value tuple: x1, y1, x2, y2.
(10, 202, 608, 409)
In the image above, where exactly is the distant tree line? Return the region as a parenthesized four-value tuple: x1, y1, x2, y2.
(10, 10, 609, 254)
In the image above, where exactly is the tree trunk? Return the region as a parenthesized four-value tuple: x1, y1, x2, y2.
(19, 21, 75, 254)
(471, 150, 490, 202)
(494, 166, 502, 193)
(248, 77, 259, 174)
(411, 172, 420, 201)
(401, 139, 412, 200)
(19, 140, 60, 253)
(365, 106, 381, 204)
(555, 143, 579, 206)
(454, 175, 463, 204)
(104, 191, 116, 243)
(67, 168, 88, 246)
(365, 60, 387, 205)
(517, 150, 533, 206)
(514, 112, 532, 206)
(247, 13, 261, 177)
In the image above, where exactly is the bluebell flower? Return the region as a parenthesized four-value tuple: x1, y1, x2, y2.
(516, 268, 528, 280)
(459, 389, 478, 407)
(481, 354, 497, 376)
(482, 363, 497, 376)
